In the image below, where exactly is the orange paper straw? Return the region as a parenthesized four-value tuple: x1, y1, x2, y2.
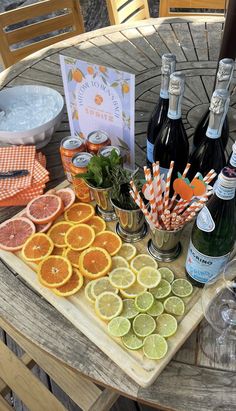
(144, 166, 157, 219)
(152, 162, 163, 215)
(164, 161, 174, 211)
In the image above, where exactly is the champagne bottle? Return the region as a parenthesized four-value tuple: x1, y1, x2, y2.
(188, 89, 230, 184)
(146, 54, 176, 168)
(186, 167, 236, 288)
(153, 71, 189, 180)
(192, 58, 234, 151)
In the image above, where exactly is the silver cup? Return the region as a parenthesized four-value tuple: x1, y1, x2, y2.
(147, 226, 184, 262)
(85, 182, 117, 222)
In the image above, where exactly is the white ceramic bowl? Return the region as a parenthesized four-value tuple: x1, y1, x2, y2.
(0, 85, 64, 148)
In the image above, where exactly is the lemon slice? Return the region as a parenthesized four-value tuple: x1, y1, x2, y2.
(109, 268, 135, 289)
(95, 292, 123, 321)
(84, 281, 96, 303)
(130, 254, 158, 274)
(135, 292, 154, 312)
(153, 279, 172, 299)
(156, 313, 178, 338)
(120, 282, 146, 298)
(91, 277, 118, 299)
(133, 314, 156, 338)
(147, 300, 164, 317)
(158, 267, 175, 283)
(137, 267, 161, 289)
(108, 316, 131, 337)
(121, 299, 140, 319)
(143, 334, 168, 360)
(164, 296, 185, 316)
(111, 256, 129, 270)
(122, 330, 143, 350)
(117, 243, 137, 261)
(171, 278, 193, 298)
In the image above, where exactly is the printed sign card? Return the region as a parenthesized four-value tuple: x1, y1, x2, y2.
(60, 55, 135, 169)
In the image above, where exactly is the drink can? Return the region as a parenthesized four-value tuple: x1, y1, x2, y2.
(98, 145, 120, 158)
(70, 152, 93, 202)
(60, 136, 86, 182)
(86, 130, 111, 155)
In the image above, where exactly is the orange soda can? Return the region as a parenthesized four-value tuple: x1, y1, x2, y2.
(60, 136, 86, 182)
(98, 145, 121, 157)
(86, 130, 111, 155)
(70, 152, 93, 202)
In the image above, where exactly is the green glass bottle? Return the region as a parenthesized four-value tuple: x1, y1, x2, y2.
(185, 167, 236, 288)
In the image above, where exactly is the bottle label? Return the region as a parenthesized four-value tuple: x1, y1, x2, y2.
(147, 140, 154, 163)
(230, 152, 236, 167)
(196, 206, 215, 232)
(206, 128, 220, 139)
(160, 90, 169, 99)
(215, 185, 235, 200)
(186, 240, 230, 284)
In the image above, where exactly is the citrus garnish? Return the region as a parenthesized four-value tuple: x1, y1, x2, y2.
(158, 267, 175, 283)
(111, 256, 129, 270)
(117, 243, 137, 261)
(137, 267, 161, 289)
(171, 278, 193, 298)
(133, 314, 156, 338)
(26, 194, 63, 224)
(147, 300, 164, 317)
(122, 330, 143, 350)
(164, 296, 185, 316)
(48, 222, 73, 248)
(79, 247, 112, 279)
(156, 313, 178, 338)
(55, 187, 76, 211)
(38, 256, 72, 288)
(92, 231, 122, 256)
(120, 282, 146, 299)
(108, 316, 131, 337)
(0, 217, 35, 251)
(143, 334, 168, 360)
(153, 279, 172, 299)
(65, 224, 95, 251)
(84, 281, 96, 303)
(86, 216, 106, 234)
(135, 291, 154, 312)
(91, 277, 118, 299)
(65, 203, 95, 223)
(121, 299, 139, 319)
(130, 254, 158, 274)
(63, 248, 80, 268)
(53, 268, 83, 296)
(95, 292, 123, 320)
(109, 268, 136, 289)
(22, 233, 54, 262)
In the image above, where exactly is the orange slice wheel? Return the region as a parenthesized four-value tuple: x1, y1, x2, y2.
(38, 256, 72, 288)
(86, 216, 106, 234)
(53, 268, 84, 296)
(79, 247, 112, 279)
(26, 194, 63, 224)
(92, 231, 122, 256)
(65, 224, 95, 251)
(22, 233, 54, 262)
(48, 222, 73, 248)
(56, 187, 76, 211)
(64, 203, 94, 224)
(0, 217, 36, 251)
(64, 248, 81, 268)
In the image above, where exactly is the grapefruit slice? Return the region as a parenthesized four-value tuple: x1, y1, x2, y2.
(0, 217, 36, 251)
(56, 188, 76, 211)
(18, 210, 51, 233)
(26, 194, 63, 224)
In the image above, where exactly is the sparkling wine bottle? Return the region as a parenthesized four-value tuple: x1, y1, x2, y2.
(192, 58, 234, 151)
(186, 167, 236, 288)
(188, 89, 230, 184)
(146, 54, 176, 168)
(153, 71, 189, 180)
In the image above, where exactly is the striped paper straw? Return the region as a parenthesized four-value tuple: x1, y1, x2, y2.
(144, 166, 157, 218)
(203, 169, 217, 184)
(170, 212, 177, 230)
(164, 161, 174, 211)
(164, 209, 171, 230)
(152, 162, 163, 215)
(130, 182, 157, 227)
(169, 162, 191, 210)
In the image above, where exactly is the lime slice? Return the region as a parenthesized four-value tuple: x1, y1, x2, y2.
(117, 243, 137, 261)
(95, 292, 123, 320)
(130, 254, 158, 274)
(156, 313, 178, 338)
(143, 334, 168, 360)
(120, 282, 146, 298)
(171, 278, 193, 298)
(111, 256, 129, 270)
(164, 296, 185, 316)
(108, 316, 131, 337)
(147, 300, 164, 317)
(121, 299, 139, 319)
(109, 268, 135, 289)
(91, 277, 118, 299)
(158, 267, 175, 283)
(133, 314, 156, 337)
(153, 279, 171, 299)
(122, 330, 143, 350)
(137, 267, 161, 289)
(135, 292, 154, 312)
(84, 281, 96, 303)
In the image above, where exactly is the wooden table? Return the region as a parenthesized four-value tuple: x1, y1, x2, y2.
(0, 16, 236, 411)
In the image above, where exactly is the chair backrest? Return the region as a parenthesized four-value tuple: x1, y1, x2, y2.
(159, 0, 227, 17)
(106, 0, 150, 25)
(0, 0, 84, 68)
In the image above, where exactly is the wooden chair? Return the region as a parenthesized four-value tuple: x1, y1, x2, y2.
(106, 0, 150, 25)
(159, 0, 228, 17)
(0, 0, 85, 69)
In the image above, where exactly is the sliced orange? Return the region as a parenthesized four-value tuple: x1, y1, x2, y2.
(92, 231, 122, 256)
(51, 246, 65, 256)
(65, 224, 95, 251)
(22, 233, 54, 262)
(64, 203, 94, 224)
(48, 222, 73, 248)
(79, 247, 112, 279)
(38, 256, 72, 288)
(64, 248, 81, 268)
(53, 268, 83, 296)
(86, 216, 106, 234)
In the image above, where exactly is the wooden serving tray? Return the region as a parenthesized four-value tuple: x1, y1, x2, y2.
(0, 180, 204, 387)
